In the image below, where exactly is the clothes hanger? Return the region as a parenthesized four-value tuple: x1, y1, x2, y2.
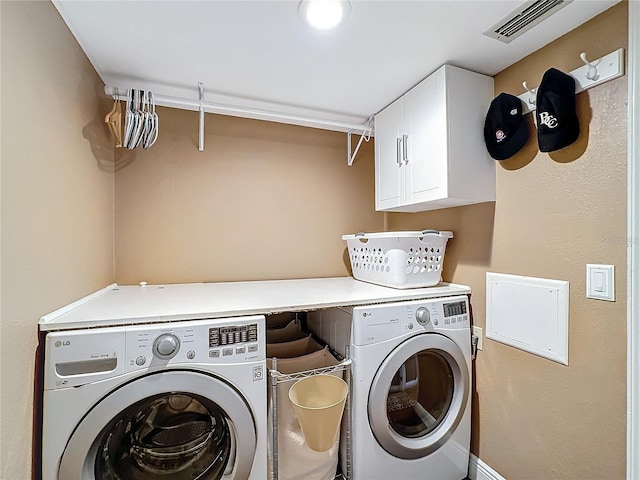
(143, 91, 159, 149)
(124, 89, 135, 148)
(105, 87, 123, 147)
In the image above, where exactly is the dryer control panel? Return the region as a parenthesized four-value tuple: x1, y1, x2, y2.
(352, 296, 470, 346)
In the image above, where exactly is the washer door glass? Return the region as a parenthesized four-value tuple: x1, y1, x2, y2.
(95, 393, 231, 479)
(59, 371, 257, 480)
(368, 333, 469, 459)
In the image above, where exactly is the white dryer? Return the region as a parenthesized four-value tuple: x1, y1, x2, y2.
(308, 295, 471, 480)
(41, 315, 267, 480)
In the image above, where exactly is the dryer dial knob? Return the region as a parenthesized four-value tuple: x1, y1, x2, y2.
(153, 334, 180, 359)
(415, 307, 431, 325)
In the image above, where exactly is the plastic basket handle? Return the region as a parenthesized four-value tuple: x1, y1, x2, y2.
(354, 232, 369, 243)
(418, 229, 448, 244)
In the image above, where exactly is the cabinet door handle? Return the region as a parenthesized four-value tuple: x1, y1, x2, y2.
(402, 134, 409, 164)
(396, 137, 402, 165)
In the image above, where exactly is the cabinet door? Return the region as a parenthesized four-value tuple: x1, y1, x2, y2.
(375, 97, 405, 211)
(404, 70, 447, 204)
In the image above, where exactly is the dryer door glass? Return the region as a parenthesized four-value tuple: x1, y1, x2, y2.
(368, 333, 469, 459)
(95, 393, 231, 480)
(387, 351, 453, 438)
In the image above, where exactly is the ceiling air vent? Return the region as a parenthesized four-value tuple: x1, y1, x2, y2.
(483, 0, 573, 44)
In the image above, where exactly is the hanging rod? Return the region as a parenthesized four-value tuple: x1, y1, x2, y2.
(517, 48, 625, 114)
(104, 85, 373, 135)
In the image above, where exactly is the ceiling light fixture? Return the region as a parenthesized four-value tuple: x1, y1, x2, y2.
(299, 0, 351, 30)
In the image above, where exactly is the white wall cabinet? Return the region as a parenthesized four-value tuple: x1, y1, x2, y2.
(375, 64, 495, 212)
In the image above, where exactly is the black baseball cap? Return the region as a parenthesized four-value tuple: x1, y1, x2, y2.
(536, 68, 579, 152)
(484, 93, 529, 160)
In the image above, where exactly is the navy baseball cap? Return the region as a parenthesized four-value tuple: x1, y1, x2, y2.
(536, 68, 580, 152)
(484, 93, 529, 160)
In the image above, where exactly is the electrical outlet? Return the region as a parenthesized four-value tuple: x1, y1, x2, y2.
(472, 326, 483, 351)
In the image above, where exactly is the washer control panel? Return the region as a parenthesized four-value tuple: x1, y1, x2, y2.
(209, 324, 258, 347)
(153, 333, 181, 359)
(127, 317, 264, 370)
(415, 307, 431, 325)
(44, 315, 265, 390)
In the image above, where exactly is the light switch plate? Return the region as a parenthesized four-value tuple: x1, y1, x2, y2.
(586, 264, 615, 301)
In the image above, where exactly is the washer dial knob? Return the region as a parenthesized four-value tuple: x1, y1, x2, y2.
(415, 307, 431, 325)
(153, 334, 180, 360)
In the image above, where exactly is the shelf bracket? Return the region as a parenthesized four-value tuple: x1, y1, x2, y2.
(347, 117, 373, 166)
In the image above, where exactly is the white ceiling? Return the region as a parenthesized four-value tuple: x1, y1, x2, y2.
(53, 0, 619, 131)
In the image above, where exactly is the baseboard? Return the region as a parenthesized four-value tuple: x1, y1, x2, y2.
(468, 454, 506, 480)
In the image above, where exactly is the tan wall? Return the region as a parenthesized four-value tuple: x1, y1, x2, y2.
(0, 2, 115, 478)
(114, 110, 383, 284)
(388, 4, 628, 479)
(0, 2, 627, 479)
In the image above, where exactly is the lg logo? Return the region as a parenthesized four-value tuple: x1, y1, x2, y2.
(54, 340, 71, 347)
(362, 312, 372, 317)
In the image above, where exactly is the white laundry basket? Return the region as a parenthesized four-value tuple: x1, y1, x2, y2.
(342, 230, 453, 289)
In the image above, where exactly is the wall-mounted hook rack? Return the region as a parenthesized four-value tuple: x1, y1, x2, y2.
(517, 47, 625, 114)
(579, 52, 601, 81)
(522, 81, 537, 106)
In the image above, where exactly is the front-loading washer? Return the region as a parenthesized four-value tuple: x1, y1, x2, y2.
(307, 295, 471, 480)
(41, 315, 267, 480)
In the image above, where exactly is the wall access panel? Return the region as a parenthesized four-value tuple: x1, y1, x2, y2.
(486, 272, 569, 365)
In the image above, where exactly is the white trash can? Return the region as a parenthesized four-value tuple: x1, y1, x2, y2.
(288, 375, 348, 452)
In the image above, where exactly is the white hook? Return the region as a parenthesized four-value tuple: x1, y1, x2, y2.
(522, 81, 536, 105)
(579, 52, 600, 81)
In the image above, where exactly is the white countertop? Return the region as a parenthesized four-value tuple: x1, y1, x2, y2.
(39, 277, 471, 331)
